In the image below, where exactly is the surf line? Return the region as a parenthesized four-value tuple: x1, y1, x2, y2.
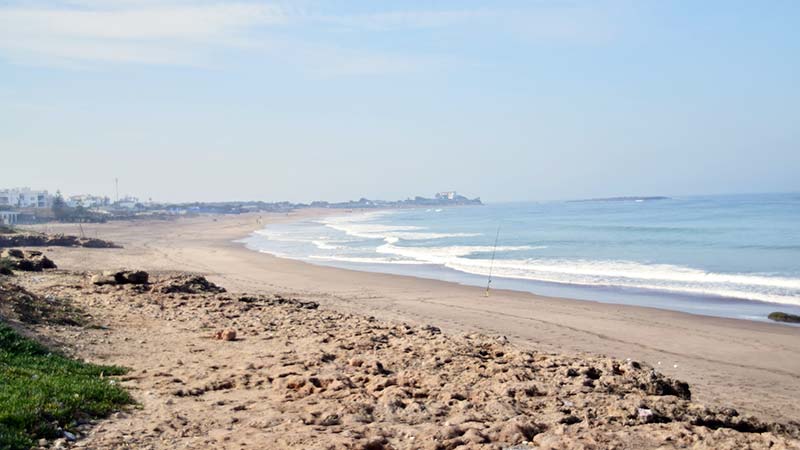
(485, 225, 501, 297)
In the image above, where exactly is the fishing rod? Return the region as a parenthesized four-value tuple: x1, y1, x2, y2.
(485, 225, 501, 297)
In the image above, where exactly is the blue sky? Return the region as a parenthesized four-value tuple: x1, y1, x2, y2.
(1, 0, 798, 202)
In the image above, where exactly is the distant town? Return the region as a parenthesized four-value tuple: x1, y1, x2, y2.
(0, 187, 481, 225)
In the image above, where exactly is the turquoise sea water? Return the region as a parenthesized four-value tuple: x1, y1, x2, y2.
(241, 193, 800, 322)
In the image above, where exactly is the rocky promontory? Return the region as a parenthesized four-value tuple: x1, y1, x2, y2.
(0, 232, 120, 249)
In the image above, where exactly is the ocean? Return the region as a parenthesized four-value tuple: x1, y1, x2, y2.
(240, 193, 800, 322)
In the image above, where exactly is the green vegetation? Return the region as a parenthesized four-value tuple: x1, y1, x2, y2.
(0, 225, 17, 234)
(51, 191, 106, 223)
(768, 312, 800, 324)
(0, 323, 132, 450)
(0, 259, 14, 276)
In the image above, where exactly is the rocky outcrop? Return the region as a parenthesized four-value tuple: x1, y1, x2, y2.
(0, 281, 87, 326)
(239, 294, 318, 310)
(214, 329, 237, 341)
(0, 249, 57, 272)
(91, 270, 149, 286)
(768, 311, 800, 324)
(157, 274, 226, 294)
(0, 233, 120, 249)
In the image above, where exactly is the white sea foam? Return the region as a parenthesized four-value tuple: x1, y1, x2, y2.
(309, 255, 427, 265)
(274, 239, 800, 305)
(310, 238, 357, 250)
(441, 258, 800, 306)
(253, 229, 308, 243)
(255, 228, 354, 250)
(321, 213, 480, 241)
(377, 243, 542, 261)
(370, 243, 800, 305)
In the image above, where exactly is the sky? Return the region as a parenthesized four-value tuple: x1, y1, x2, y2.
(1, 0, 798, 203)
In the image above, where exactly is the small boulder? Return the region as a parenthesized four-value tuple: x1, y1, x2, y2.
(29, 254, 57, 270)
(1, 249, 57, 271)
(92, 270, 149, 286)
(114, 270, 149, 285)
(215, 329, 237, 341)
(160, 275, 226, 294)
(422, 324, 442, 335)
(768, 311, 800, 324)
(0, 249, 24, 259)
(92, 274, 117, 286)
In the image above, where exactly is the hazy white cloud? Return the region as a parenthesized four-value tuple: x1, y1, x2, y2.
(310, 9, 490, 31)
(304, 4, 617, 41)
(0, 3, 286, 40)
(0, 1, 619, 72)
(270, 40, 451, 77)
(0, 1, 284, 67)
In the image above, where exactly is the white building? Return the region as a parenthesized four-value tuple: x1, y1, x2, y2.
(0, 188, 51, 209)
(67, 194, 108, 208)
(0, 211, 19, 225)
(436, 191, 457, 200)
(115, 196, 140, 209)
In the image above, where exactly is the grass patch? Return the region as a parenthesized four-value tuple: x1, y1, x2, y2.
(0, 323, 132, 450)
(0, 259, 13, 276)
(0, 225, 17, 234)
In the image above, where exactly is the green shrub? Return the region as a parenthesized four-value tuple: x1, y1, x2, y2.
(0, 259, 13, 276)
(0, 323, 132, 450)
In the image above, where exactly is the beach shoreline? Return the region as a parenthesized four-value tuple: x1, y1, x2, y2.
(29, 211, 800, 423)
(238, 200, 800, 321)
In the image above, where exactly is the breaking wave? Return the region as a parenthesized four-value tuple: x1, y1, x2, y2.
(371, 241, 800, 305)
(320, 215, 480, 241)
(309, 255, 427, 265)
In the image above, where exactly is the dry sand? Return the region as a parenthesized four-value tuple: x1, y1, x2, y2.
(26, 211, 800, 432)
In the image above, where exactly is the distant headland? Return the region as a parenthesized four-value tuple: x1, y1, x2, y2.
(183, 191, 482, 215)
(568, 196, 671, 203)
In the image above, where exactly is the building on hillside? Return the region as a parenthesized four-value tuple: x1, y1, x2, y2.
(0, 188, 51, 209)
(0, 211, 19, 225)
(435, 191, 457, 201)
(115, 196, 141, 210)
(67, 194, 109, 208)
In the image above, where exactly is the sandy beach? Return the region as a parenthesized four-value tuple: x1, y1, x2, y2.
(29, 211, 800, 427)
(6, 3, 799, 447)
